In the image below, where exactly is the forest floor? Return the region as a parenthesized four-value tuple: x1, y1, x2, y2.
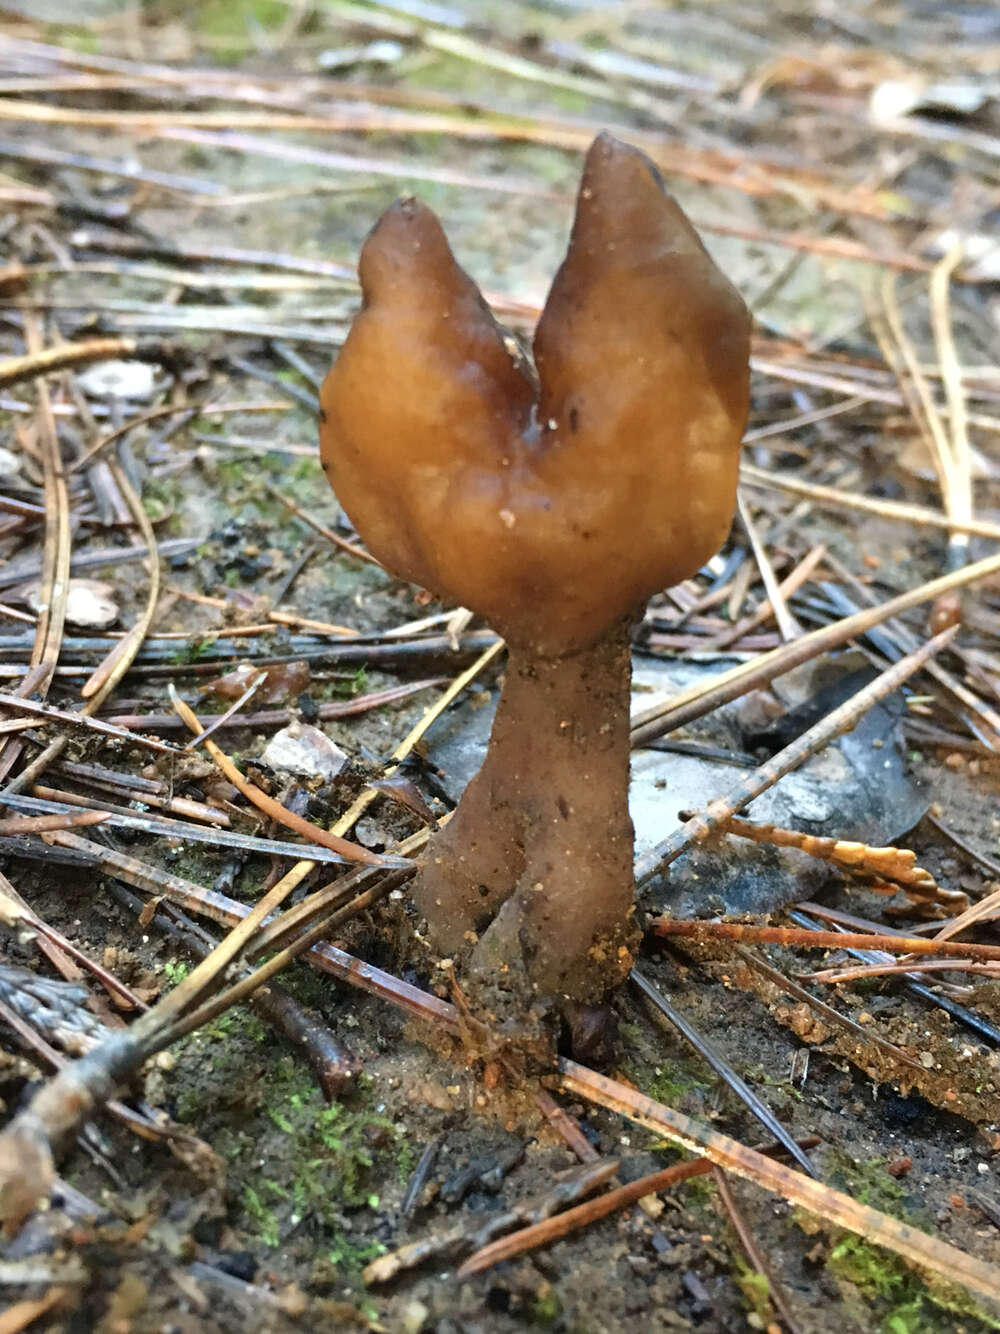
(1, 3, 1000, 1332)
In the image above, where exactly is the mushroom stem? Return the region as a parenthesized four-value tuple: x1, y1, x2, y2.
(414, 618, 638, 1003)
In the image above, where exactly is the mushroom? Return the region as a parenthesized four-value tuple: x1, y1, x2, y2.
(319, 133, 750, 1014)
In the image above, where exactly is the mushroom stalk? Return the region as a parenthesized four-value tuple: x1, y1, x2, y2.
(416, 618, 637, 1002)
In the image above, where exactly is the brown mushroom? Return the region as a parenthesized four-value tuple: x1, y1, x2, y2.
(319, 133, 751, 1013)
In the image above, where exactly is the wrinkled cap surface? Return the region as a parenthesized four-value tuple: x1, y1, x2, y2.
(319, 132, 751, 656)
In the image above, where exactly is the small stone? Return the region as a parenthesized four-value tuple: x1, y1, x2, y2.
(260, 723, 347, 780)
(77, 359, 157, 400)
(411, 1081, 452, 1111)
(0, 447, 21, 476)
(27, 578, 119, 630)
(401, 1300, 428, 1334)
(354, 817, 384, 849)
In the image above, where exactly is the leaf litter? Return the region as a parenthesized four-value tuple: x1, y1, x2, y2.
(0, 3, 1000, 1332)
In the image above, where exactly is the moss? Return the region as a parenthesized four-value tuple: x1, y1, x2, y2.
(224, 1059, 401, 1264)
(632, 1060, 711, 1110)
(324, 1235, 386, 1274)
(679, 1172, 714, 1206)
(829, 1235, 1000, 1332)
(243, 1185, 281, 1248)
(830, 1233, 907, 1302)
(46, 26, 99, 54)
(801, 1152, 998, 1331)
(195, 0, 291, 61)
(162, 959, 189, 986)
(824, 1149, 910, 1220)
(755, 1070, 804, 1101)
(142, 477, 181, 527)
(732, 1258, 772, 1326)
(531, 1285, 561, 1324)
(331, 667, 369, 698)
(285, 454, 324, 502)
(167, 636, 216, 666)
(394, 1138, 416, 1185)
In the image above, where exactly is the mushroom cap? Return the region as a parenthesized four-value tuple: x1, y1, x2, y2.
(319, 132, 751, 656)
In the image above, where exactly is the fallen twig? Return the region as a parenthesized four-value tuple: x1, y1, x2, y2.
(649, 919, 1000, 965)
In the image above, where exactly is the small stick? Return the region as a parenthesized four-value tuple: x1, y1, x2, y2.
(743, 395, 869, 443)
(183, 670, 266, 750)
(266, 609, 358, 636)
(79, 469, 159, 699)
(737, 492, 800, 641)
(740, 464, 1000, 541)
(713, 1166, 805, 1334)
(100, 677, 443, 733)
(807, 960, 1000, 984)
(330, 639, 505, 838)
(37, 773, 227, 827)
(0, 1289, 67, 1330)
(932, 883, 1000, 946)
(7, 789, 348, 864)
(47, 829, 457, 1030)
(0, 870, 143, 1010)
(649, 919, 1000, 964)
(0, 316, 70, 789)
(458, 1157, 711, 1278)
(0, 496, 46, 520)
(0, 691, 179, 755)
(160, 873, 407, 1053)
(875, 286, 959, 545)
(719, 815, 939, 894)
(0, 337, 136, 390)
(930, 244, 973, 562)
(751, 358, 1000, 435)
(400, 1138, 441, 1219)
(533, 1087, 599, 1165)
(701, 541, 826, 652)
(0, 809, 108, 835)
(371, 1158, 622, 1284)
(1, 405, 172, 797)
(264, 483, 380, 566)
(67, 400, 289, 475)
